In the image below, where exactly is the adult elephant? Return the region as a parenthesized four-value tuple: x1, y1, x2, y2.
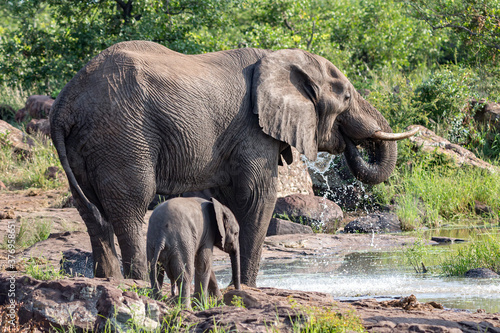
(50, 41, 417, 285)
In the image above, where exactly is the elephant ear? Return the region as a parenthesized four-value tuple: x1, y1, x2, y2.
(212, 198, 226, 249)
(252, 49, 320, 161)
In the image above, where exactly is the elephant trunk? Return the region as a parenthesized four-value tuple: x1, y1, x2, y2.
(343, 137, 397, 185)
(230, 251, 241, 290)
(340, 96, 401, 185)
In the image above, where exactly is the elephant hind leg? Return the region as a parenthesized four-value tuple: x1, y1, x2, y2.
(94, 165, 156, 280)
(70, 185, 122, 278)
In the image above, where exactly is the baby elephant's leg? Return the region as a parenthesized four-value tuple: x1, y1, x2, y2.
(208, 270, 222, 298)
(194, 248, 215, 305)
(170, 256, 193, 309)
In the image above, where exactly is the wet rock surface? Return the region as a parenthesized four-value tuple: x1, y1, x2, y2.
(464, 268, 500, 278)
(343, 212, 402, 234)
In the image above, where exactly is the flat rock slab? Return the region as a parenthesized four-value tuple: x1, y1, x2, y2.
(1, 274, 499, 333)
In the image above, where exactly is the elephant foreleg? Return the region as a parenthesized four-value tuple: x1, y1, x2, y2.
(208, 270, 222, 298)
(217, 155, 279, 287)
(237, 195, 276, 286)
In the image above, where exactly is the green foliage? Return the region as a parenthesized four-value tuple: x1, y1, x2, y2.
(374, 156, 500, 229)
(329, 0, 442, 74)
(403, 238, 429, 273)
(24, 257, 68, 280)
(404, 0, 500, 66)
(440, 232, 500, 276)
(230, 295, 246, 308)
(0, 0, 242, 95)
(191, 287, 224, 311)
(413, 67, 480, 142)
(367, 70, 428, 132)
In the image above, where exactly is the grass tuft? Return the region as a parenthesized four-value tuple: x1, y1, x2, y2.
(440, 231, 500, 276)
(0, 132, 66, 190)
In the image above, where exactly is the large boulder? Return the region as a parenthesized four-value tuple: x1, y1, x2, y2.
(408, 125, 499, 172)
(273, 194, 343, 233)
(0, 274, 167, 331)
(0, 119, 34, 154)
(471, 99, 500, 132)
(15, 95, 54, 122)
(277, 147, 314, 197)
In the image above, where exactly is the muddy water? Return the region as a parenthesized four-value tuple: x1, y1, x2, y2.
(215, 229, 500, 313)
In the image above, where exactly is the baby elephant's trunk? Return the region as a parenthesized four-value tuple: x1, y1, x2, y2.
(230, 251, 241, 290)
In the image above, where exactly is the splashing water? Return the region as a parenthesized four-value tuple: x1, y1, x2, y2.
(301, 152, 374, 215)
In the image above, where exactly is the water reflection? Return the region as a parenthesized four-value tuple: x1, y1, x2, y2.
(214, 249, 500, 313)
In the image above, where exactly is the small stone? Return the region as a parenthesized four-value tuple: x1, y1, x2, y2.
(0, 209, 15, 219)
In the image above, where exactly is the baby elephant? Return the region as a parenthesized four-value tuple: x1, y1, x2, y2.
(147, 197, 240, 307)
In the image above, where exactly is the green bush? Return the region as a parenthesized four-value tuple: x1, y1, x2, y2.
(329, 0, 442, 74)
(413, 67, 479, 142)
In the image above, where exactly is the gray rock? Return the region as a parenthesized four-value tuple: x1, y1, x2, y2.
(472, 99, 500, 132)
(0, 119, 34, 154)
(60, 248, 94, 278)
(0, 274, 336, 333)
(26, 118, 51, 137)
(273, 194, 343, 233)
(408, 125, 499, 172)
(266, 218, 314, 236)
(431, 237, 466, 244)
(277, 147, 314, 197)
(344, 213, 402, 233)
(464, 268, 499, 278)
(15, 95, 54, 122)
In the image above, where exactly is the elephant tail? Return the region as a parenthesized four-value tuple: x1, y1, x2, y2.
(50, 119, 104, 226)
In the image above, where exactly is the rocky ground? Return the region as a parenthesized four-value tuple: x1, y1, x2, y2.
(0, 189, 499, 332)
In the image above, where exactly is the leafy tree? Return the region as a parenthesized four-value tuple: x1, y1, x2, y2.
(0, 0, 241, 95)
(404, 0, 500, 65)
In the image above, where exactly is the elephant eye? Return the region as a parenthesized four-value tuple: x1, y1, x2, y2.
(345, 92, 351, 101)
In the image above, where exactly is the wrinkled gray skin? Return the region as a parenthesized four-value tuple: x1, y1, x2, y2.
(147, 197, 240, 308)
(50, 41, 416, 285)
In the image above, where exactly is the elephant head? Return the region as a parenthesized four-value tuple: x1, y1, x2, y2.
(212, 198, 241, 290)
(252, 49, 417, 184)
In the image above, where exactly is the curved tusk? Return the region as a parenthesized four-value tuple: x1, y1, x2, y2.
(371, 127, 419, 141)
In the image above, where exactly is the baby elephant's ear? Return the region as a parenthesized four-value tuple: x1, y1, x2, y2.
(212, 198, 226, 248)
